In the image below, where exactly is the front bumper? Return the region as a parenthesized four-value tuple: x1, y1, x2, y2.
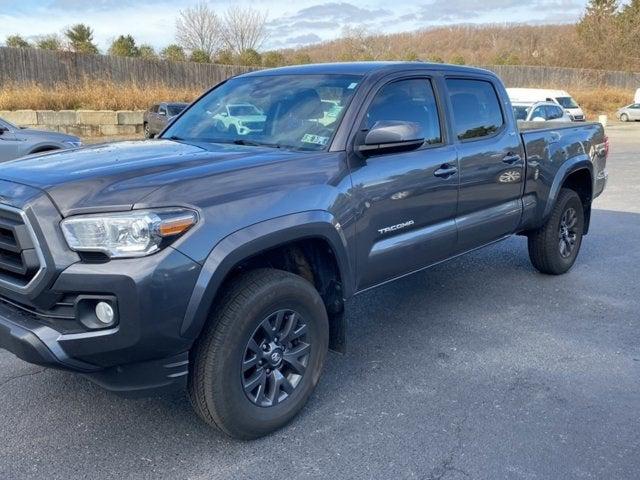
(0, 301, 190, 395)
(0, 247, 201, 394)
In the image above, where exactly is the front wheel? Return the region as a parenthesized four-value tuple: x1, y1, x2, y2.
(143, 122, 153, 139)
(620, 113, 629, 122)
(527, 188, 585, 275)
(188, 269, 329, 439)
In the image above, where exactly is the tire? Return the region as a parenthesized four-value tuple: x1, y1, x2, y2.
(188, 268, 329, 439)
(143, 122, 153, 139)
(527, 188, 585, 275)
(228, 125, 238, 137)
(620, 113, 629, 122)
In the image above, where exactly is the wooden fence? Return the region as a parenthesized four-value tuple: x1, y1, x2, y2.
(0, 47, 256, 88)
(1, 47, 638, 90)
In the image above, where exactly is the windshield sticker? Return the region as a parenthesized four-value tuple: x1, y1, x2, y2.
(348, 82, 358, 90)
(301, 134, 329, 146)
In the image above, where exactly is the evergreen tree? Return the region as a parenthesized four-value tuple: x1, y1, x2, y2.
(65, 24, 99, 54)
(108, 35, 140, 57)
(5, 35, 30, 48)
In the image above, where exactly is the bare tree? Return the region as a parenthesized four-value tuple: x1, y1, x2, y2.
(176, 1, 222, 57)
(220, 7, 268, 55)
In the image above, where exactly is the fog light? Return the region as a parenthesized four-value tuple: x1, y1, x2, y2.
(95, 301, 115, 325)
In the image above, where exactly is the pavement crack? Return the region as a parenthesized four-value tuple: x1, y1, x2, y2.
(425, 412, 471, 480)
(0, 368, 46, 389)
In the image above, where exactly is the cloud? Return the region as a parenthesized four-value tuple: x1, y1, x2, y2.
(411, 0, 583, 21)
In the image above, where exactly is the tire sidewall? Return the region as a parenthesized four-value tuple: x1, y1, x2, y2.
(205, 275, 328, 437)
(548, 191, 584, 272)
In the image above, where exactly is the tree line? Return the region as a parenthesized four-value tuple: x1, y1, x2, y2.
(3, 0, 639, 71)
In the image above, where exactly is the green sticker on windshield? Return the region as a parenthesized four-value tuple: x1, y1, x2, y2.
(301, 134, 329, 146)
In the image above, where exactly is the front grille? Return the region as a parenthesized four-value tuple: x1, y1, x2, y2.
(0, 206, 43, 288)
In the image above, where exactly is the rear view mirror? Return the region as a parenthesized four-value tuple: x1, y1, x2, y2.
(357, 121, 424, 155)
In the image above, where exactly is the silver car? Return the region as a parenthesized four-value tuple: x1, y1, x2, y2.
(617, 103, 640, 122)
(0, 117, 82, 162)
(512, 101, 573, 123)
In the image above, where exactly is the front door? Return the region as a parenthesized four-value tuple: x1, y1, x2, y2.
(348, 77, 459, 290)
(445, 77, 525, 253)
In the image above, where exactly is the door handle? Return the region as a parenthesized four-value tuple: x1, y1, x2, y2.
(502, 154, 522, 165)
(434, 164, 458, 178)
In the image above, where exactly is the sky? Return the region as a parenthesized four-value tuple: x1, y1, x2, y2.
(0, 0, 592, 52)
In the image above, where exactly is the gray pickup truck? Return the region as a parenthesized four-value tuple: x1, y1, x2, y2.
(0, 63, 608, 439)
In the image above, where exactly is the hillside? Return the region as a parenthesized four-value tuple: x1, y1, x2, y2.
(282, 23, 639, 72)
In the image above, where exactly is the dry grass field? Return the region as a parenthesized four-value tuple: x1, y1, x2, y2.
(0, 81, 202, 111)
(0, 81, 633, 119)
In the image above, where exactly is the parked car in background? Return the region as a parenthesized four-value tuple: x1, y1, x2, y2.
(512, 101, 573, 123)
(507, 88, 586, 121)
(0, 117, 81, 162)
(635, 88, 640, 104)
(211, 103, 266, 136)
(143, 102, 189, 138)
(616, 103, 640, 122)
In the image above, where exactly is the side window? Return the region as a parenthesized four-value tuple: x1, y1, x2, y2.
(446, 79, 504, 140)
(546, 106, 562, 120)
(531, 106, 546, 120)
(151, 105, 159, 113)
(364, 78, 442, 145)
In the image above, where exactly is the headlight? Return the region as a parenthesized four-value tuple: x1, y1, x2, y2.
(61, 208, 198, 258)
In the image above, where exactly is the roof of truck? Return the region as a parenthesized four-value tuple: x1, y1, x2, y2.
(239, 61, 495, 78)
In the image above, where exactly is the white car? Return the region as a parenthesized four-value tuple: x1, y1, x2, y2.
(635, 88, 640, 104)
(507, 88, 585, 121)
(512, 101, 573, 123)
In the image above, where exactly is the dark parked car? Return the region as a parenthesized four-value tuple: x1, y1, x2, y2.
(143, 102, 188, 138)
(0, 117, 81, 162)
(0, 63, 608, 439)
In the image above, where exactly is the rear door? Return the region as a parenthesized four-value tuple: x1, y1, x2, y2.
(445, 77, 525, 253)
(348, 75, 459, 290)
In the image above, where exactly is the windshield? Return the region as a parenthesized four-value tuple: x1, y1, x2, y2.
(555, 96, 579, 109)
(162, 74, 361, 151)
(167, 105, 187, 116)
(512, 105, 530, 121)
(0, 117, 16, 130)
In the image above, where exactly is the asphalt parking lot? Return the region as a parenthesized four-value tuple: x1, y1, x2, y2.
(1, 124, 639, 480)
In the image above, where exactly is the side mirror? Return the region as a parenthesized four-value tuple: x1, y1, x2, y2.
(159, 110, 167, 116)
(357, 121, 425, 155)
(0, 126, 6, 135)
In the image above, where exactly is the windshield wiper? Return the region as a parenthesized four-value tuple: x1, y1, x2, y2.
(232, 139, 281, 149)
(167, 135, 184, 141)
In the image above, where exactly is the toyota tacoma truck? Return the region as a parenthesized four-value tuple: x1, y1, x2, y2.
(0, 63, 608, 439)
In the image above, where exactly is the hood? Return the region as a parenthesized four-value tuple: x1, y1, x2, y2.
(0, 139, 296, 216)
(19, 127, 80, 143)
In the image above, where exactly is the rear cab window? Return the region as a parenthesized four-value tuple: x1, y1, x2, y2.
(446, 78, 504, 140)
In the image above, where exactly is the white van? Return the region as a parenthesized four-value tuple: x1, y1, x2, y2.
(506, 88, 586, 122)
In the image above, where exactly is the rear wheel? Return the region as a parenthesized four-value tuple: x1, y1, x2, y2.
(527, 188, 585, 275)
(188, 269, 329, 439)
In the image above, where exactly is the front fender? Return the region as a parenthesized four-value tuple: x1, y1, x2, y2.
(179, 210, 354, 340)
